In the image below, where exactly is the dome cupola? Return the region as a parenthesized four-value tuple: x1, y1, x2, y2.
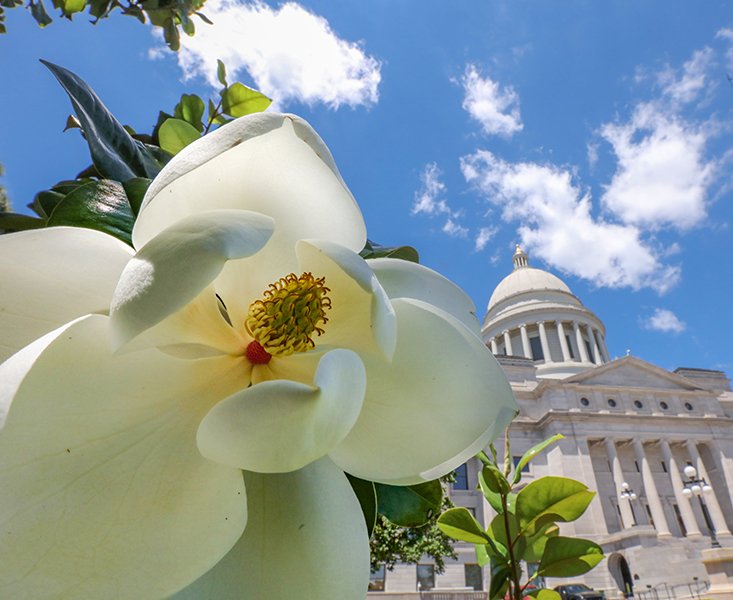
(482, 247, 609, 379)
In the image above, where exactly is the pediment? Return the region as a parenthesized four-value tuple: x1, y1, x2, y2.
(562, 357, 703, 391)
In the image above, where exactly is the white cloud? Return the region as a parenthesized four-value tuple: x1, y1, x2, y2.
(461, 150, 679, 293)
(442, 218, 469, 238)
(474, 226, 498, 251)
(600, 103, 714, 230)
(716, 28, 733, 71)
(159, 0, 381, 109)
(658, 48, 715, 105)
(412, 163, 452, 216)
(643, 308, 686, 333)
(461, 64, 522, 137)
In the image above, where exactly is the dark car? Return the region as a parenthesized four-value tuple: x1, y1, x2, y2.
(554, 584, 605, 600)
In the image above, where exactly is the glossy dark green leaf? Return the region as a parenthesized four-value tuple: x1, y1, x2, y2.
(0, 212, 46, 232)
(360, 240, 419, 263)
(158, 118, 200, 155)
(88, 0, 112, 19)
(345, 474, 377, 538)
(437, 507, 490, 545)
(513, 434, 564, 484)
(217, 59, 227, 86)
(537, 536, 603, 577)
(41, 61, 162, 181)
(516, 477, 595, 535)
(29, 0, 52, 27)
(375, 480, 442, 527)
(195, 10, 213, 25)
(489, 563, 511, 600)
(47, 180, 134, 245)
(122, 177, 151, 217)
(174, 94, 205, 131)
(481, 464, 511, 495)
(32, 190, 65, 218)
(221, 82, 272, 117)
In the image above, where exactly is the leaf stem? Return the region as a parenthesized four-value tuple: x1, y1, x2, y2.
(501, 493, 522, 600)
(204, 98, 223, 134)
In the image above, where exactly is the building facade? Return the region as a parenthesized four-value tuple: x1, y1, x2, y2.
(370, 247, 733, 598)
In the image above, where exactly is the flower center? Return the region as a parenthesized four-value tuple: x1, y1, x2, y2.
(245, 272, 332, 359)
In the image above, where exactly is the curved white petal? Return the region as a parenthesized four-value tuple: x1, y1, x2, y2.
(197, 349, 366, 473)
(0, 227, 132, 362)
(110, 209, 273, 349)
(170, 458, 369, 600)
(329, 298, 518, 483)
(0, 315, 249, 599)
(369, 257, 482, 336)
(297, 239, 397, 360)
(133, 114, 366, 254)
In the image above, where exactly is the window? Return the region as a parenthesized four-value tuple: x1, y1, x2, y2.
(580, 397, 590, 407)
(608, 398, 617, 408)
(416, 565, 435, 591)
(453, 463, 469, 490)
(465, 564, 483, 591)
(529, 336, 544, 361)
(369, 565, 386, 591)
(585, 339, 593, 360)
(512, 455, 530, 474)
(565, 335, 575, 359)
(634, 400, 643, 409)
(660, 401, 669, 410)
(685, 402, 694, 411)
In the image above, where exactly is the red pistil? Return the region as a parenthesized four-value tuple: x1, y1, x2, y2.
(245, 340, 272, 365)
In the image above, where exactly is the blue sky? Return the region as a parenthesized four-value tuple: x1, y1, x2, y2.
(1, 1, 732, 375)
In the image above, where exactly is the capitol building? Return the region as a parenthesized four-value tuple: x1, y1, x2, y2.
(370, 247, 733, 599)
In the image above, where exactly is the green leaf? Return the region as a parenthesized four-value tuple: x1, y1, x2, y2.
(345, 474, 378, 538)
(158, 118, 201, 156)
(60, 0, 85, 15)
(122, 177, 151, 217)
(217, 59, 227, 86)
(88, 0, 113, 19)
(360, 239, 419, 263)
(481, 464, 511, 495)
(530, 590, 563, 600)
(475, 543, 491, 567)
(437, 507, 490, 545)
(47, 180, 134, 245)
(163, 17, 181, 51)
(41, 60, 162, 181)
(375, 480, 442, 527)
(29, 0, 52, 26)
(516, 476, 595, 535)
(513, 434, 564, 484)
(489, 563, 511, 600)
(488, 512, 520, 550)
(0, 212, 45, 231)
(173, 94, 205, 132)
(537, 536, 604, 577)
(522, 522, 559, 563)
(32, 190, 65, 218)
(221, 82, 272, 117)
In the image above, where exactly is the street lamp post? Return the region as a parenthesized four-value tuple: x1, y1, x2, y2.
(682, 464, 720, 548)
(620, 482, 638, 526)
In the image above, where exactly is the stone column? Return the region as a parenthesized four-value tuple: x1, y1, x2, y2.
(660, 439, 701, 536)
(556, 321, 571, 362)
(502, 330, 513, 356)
(589, 327, 602, 364)
(520, 324, 531, 359)
(604, 438, 635, 529)
(489, 338, 498, 355)
(599, 333, 611, 363)
(633, 439, 671, 537)
(687, 440, 731, 535)
(574, 321, 590, 363)
(538, 321, 551, 363)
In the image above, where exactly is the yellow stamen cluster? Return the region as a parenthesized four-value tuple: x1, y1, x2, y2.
(245, 272, 332, 357)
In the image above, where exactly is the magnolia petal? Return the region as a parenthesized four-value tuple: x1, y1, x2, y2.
(369, 257, 482, 336)
(170, 457, 370, 600)
(0, 227, 132, 362)
(110, 209, 273, 349)
(297, 239, 397, 361)
(0, 315, 250, 599)
(133, 114, 366, 254)
(329, 298, 518, 483)
(197, 349, 366, 473)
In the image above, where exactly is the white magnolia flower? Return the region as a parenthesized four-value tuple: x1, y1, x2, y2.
(0, 113, 517, 599)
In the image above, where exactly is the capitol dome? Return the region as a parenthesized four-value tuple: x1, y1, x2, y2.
(482, 246, 609, 379)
